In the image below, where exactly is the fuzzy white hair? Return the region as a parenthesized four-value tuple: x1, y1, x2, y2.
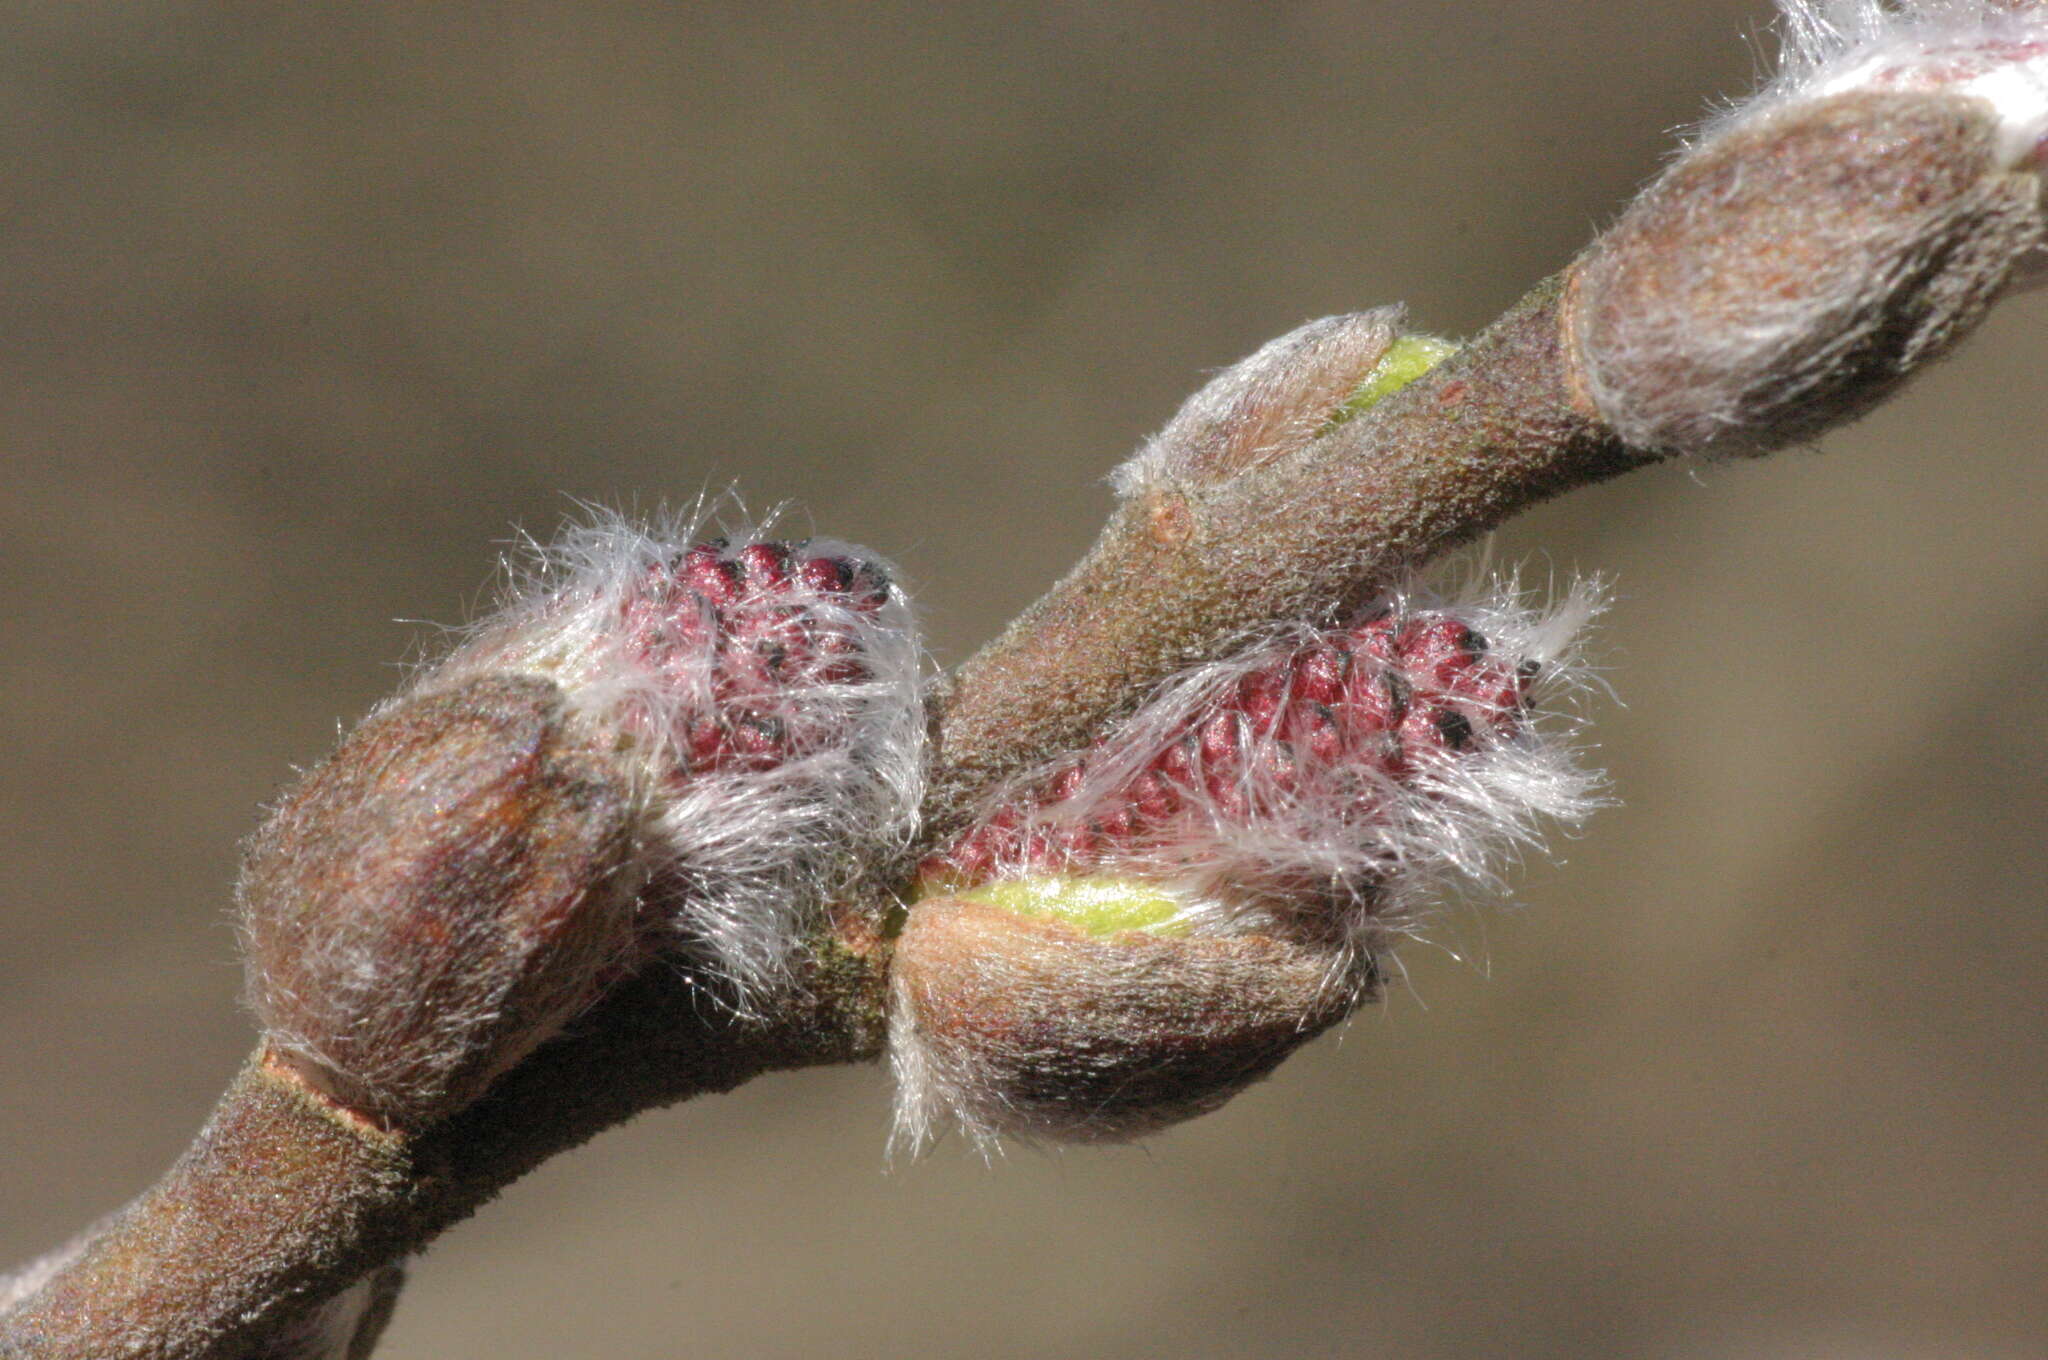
(0, 1225, 97, 1317)
(1731, 1, 2048, 168)
(425, 503, 928, 1007)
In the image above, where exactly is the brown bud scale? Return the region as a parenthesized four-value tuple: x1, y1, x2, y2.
(239, 675, 639, 1127)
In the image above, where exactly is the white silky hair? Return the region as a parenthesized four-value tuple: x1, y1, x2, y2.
(1726, 2, 2048, 169)
(425, 503, 929, 1008)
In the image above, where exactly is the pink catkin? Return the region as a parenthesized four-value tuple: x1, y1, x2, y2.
(922, 589, 1588, 942)
(419, 513, 928, 1003)
(615, 538, 895, 773)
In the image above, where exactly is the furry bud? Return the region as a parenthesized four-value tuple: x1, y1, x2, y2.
(241, 512, 927, 1125)
(1571, 1, 2048, 456)
(240, 675, 639, 1126)
(890, 894, 1355, 1149)
(1112, 310, 1454, 499)
(891, 581, 1600, 1151)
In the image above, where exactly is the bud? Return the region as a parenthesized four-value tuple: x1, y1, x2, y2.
(891, 580, 1600, 1151)
(1111, 309, 1455, 499)
(240, 675, 638, 1126)
(241, 513, 926, 1126)
(261, 1264, 405, 1360)
(890, 894, 1354, 1149)
(1570, 1, 2048, 456)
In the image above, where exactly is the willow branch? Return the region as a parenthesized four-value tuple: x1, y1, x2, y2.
(5, 10, 2044, 1357)
(0, 949, 886, 1360)
(938, 87, 2045, 811)
(934, 276, 1647, 820)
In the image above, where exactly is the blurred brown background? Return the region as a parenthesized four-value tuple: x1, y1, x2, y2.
(3, 4, 2043, 1357)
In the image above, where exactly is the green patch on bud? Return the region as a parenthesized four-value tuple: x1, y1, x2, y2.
(956, 874, 1189, 937)
(1333, 334, 1459, 423)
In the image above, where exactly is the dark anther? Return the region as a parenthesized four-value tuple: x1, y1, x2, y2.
(1383, 670, 1412, 719)
(1435, 709, 1475, 749)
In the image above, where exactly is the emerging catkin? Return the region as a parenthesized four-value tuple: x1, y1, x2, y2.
(240, 510, 927, 1126)
(424, 515, 927, 1000)
(890, 578, 1601, 1153)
